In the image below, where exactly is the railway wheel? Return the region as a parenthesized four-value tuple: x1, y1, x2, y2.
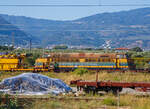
(111, 87, 122, 95)
(83, 86, 97, 95)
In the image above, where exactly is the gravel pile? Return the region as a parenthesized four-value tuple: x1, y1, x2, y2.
(0, 73, 72, 95)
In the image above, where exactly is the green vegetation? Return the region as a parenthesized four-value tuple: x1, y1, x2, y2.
(131, 47, 143, 52)
(0, 94, 19, 109)
(102, 97, 117, 106)
(53, 45, 68, 50)
(73, 68, 89, 76)
(126, 50, 150, 69)
(0, 46, 14, 51)
(24, 53, 40, 67)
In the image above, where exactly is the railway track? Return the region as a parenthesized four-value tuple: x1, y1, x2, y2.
(1, 95, 104, 102)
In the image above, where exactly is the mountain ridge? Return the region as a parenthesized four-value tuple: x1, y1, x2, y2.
(1, 7, 150, 49)
(0, 16, 34, 47)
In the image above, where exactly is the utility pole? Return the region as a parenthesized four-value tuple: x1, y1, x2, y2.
(12, 32, 15, 49)
(117, 90, 120, 109)
(29, 39, 32, 52)
(96, 71, 98, 82)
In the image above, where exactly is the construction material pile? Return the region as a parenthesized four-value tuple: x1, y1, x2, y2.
(0, 73, 72, 95)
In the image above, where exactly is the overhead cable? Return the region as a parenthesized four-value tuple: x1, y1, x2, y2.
(0, 4, 149, 7)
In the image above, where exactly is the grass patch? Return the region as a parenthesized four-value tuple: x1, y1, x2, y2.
(103, 97, 117, 106)
(73, 68, 89, 76)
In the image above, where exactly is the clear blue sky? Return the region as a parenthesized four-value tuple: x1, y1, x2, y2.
(0, 0, 150, 20)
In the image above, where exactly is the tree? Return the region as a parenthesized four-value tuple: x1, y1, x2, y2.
(73, 68, 89, 76)
(53, 45, 68, 49)
(24, 53, 40, 67)
(0, 46, 14, 51)
(131, 47, 143, 52)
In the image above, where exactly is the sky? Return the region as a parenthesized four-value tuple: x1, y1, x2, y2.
(0, 0, 150, 20)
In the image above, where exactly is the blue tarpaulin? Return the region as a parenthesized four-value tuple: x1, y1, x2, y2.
(0, 73, 72, 95)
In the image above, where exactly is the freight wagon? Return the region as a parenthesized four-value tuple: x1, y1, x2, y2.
(0, 54, 25, 71)
(70, 79, 150, 94)
(0, 53, 48, 72)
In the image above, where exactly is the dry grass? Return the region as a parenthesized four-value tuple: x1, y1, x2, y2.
(0, 71, 150, 84)
(1, 71, 150, 109)
(31, 99, 112, 109)
(40, 71, 150, 84)
(0, 72, 22, 82)
(26, 94, 150, 109)
(119, 95, 150, 109)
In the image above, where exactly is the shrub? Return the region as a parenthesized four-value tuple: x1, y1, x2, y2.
(73, 68, 89, 76)
(102, 97, 117, 106)
(131, 47, 143, 52)
(0, 94, 20, 109)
